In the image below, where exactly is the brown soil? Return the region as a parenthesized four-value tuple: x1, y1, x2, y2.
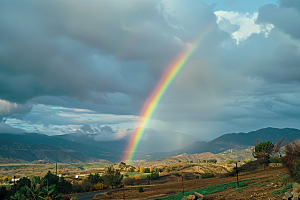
(95, 166, 290, 199)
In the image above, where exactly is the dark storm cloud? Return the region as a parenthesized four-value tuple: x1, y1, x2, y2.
(3, 0, 300, 140)
(257, 2, 300, 40)
(0, 0, 222, 116)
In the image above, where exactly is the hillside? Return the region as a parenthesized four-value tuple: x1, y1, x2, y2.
(56, 129, 200, 153)
(133, 147, 254, 167)
(0, 134, 113, 163)
(140, 127, 299, 161)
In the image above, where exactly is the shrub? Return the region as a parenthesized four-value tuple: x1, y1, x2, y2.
(201, 173, 214, 179)
(282, 141, 300, 178)
(195, 176, 199, 179)
(269, 157, 282, 163)
(134, 174, 141, 179)
(174, 173, 180, 177)
(244, 158, 251, 163)
(207, 159, 217, 164)
(226, 160, 236, 164)
(294, 161, 300, 182)
(144, 168, 150, 173)
(139, 187, 144, 193)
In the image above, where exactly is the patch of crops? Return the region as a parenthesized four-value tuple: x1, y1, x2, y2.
(154, 178, 257, 200)
(272, 182, 294, 195)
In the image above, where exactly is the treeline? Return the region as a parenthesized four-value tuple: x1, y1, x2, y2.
(0, 166, 124, 200)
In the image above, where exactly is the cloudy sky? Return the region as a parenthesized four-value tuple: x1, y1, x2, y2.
(1, 0, 300, 141)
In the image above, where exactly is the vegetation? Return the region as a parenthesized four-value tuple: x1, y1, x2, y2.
(282, 141, 300, 182)
(102, 167, 123, 189)
(207, 159, 217, 164)
(139, 187, 144, 193)
(252, 137, 285, 166)
(0, 171, 72, 200)
(154, 178, 256, 200)
(201, 173, 214, 179)
(88, 173, 102, 184)
(244, 158, 251, 163)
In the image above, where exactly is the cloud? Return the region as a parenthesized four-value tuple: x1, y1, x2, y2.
(215, 11, 274, 44)
(257, 3, 300, 40)
(75, 124, 132, 141)
(1, 0, 300, 141)
(0, 99, 31, 121)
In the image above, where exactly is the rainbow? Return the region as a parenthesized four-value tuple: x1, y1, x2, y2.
(122, 22, 216, 163)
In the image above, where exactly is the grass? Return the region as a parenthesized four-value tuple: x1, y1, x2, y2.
(154, 178, 258, 200)
(272, 182, 294, 195)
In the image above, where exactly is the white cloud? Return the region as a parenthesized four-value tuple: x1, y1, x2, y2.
(215, 11, 274, 44)
(0, 99, 31, 120)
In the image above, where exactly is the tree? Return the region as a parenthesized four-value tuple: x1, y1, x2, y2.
(102, 167, 123, 189)
(207, 159, 217, 164)
(88, 173, 103, 184)
(282, 141, 300, 180)
(129, 167, 134, 174)
(9, 175, 63, 200)
(139, 166, 145, 173)
(144, 168, 150, 173)
(252, 137, 285, 166)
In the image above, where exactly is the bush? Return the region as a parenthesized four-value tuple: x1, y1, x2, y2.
(282, 141, 300, 178)
(139, 187, 144, 193)
(134, 174, 141, 180)
(201, 173, 214, 179)
(269, 157, 282, 163)
(294, 161, 300, 182)
(207, 159, 217, 164)
(226, 160, 236, 164)
(195, 176, 199, 179)
(174, 173, 180, 177)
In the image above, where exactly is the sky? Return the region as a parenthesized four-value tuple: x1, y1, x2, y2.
(1, 0, 300, 141)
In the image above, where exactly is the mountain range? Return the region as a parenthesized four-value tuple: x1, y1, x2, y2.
(0, 127, 299, 163)
(141, 127, 298, 161)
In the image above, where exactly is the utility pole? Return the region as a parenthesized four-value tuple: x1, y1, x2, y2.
(182, 174, 185, 197)
(123, 185, 125, 200)
(236, 162, 239, 188)
(56, 162, 57, 175)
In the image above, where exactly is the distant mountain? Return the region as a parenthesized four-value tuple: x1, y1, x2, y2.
(0, 133, 116, 163)
(133, 147, 255, 167)
(1, 127, 298, 163)
(57, 129, 200, 153)
(140, 127, 300, 161)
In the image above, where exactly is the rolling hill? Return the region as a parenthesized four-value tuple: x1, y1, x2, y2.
(138, 127, 300, 161)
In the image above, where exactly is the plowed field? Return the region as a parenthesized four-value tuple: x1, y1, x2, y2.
(96, 166, 290, 199)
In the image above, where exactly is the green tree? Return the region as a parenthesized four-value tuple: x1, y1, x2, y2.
(88, 173, 103, 184)
(129, 167, 134, 174)
(252, 137, 285, 167)
(207, 159, 217, 164)
(102, 167, 123, 189)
